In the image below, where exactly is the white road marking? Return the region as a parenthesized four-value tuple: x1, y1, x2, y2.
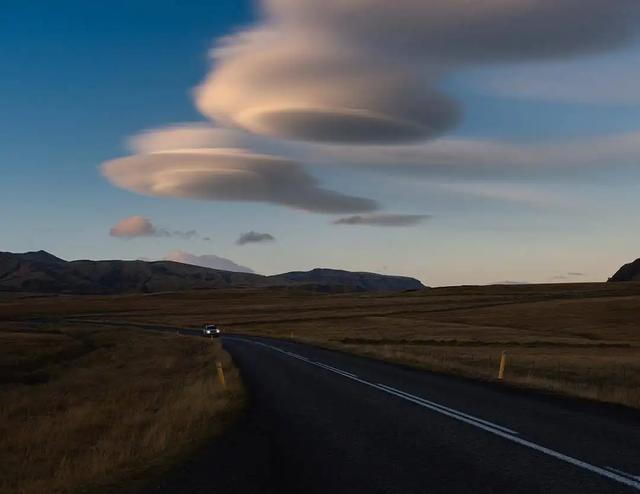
(240, 338, 513, 434)
(230, 337, 640, 491)
(607, 468, 640, 482)
(374, 382, 518, 435)
(284, 351, 309, 362)
(313, 361, 358, 378)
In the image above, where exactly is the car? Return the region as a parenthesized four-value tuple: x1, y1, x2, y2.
(203, 324, 221, 337)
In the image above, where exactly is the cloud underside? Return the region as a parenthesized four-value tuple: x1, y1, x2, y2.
(237, 231, 276, 245)
(334, 214, 430, 227)
(195, 0, 640, 143)
(232, 106, 456, 144)
(165, 250, 254, 273)
(101, 149, 377, 214)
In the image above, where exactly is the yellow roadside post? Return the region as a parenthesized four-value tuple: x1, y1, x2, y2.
(216, 360, 227, 389)
(498, 351, 507, 380)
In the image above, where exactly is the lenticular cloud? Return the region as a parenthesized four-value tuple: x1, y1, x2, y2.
(195, 0, 640, 144)
(195, 29, 459, 144)
(101, 147, 377, 214)
(102, 0, 640, 215)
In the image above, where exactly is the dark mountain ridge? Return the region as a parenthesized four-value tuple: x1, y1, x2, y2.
(609, 258, 640, 282)
(0, 251, 426, 294)
(270, 268, 425, 292)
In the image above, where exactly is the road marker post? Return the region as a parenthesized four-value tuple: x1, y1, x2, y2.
(498, 351, 507, 380)
(216, 360, 227, 389)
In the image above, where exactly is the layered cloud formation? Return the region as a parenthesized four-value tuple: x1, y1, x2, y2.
(103, 148, 376, 214)
(102, 0, 640, 224)
(128, 123, 261, 153)
(195, 0, 639, 144)
(195, 28, 458, 144)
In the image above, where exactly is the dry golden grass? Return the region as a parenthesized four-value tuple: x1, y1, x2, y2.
(0, 325, 242, 494)
(326, 342, 640, 408)
(2, 281, 640, 412)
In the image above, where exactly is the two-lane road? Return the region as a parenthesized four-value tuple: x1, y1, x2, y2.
(149, 335, 640, 493)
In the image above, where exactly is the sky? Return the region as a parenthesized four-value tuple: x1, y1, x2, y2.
(3, 0, 640, 286)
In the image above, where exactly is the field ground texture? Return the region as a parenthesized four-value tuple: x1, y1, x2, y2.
(0, 322, 243, 494)
(2, 281, 640, 415)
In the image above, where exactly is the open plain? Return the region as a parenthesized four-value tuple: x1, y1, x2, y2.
(3, 281, 640, 410)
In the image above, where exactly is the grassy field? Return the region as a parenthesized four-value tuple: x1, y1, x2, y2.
(2, 281, 640, 415)
(0, 322, 243, 494)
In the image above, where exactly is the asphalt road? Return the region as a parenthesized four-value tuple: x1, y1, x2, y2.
(148, 334, 640, 494)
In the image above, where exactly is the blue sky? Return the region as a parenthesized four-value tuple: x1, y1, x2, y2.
(3, 1, 640, 285)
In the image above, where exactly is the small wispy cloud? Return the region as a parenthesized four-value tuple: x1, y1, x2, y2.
(109, 216, 209, 240)
(437, 182, 582, 209)
(478, 58, 640, 106)
(158, 229, 200, 240)
(304, 131, 640, 176)
(236, 231, 276, 246)
(333, 214, 430, 227)
(110, 216, 156, 238)
(552, 272, 587, 281)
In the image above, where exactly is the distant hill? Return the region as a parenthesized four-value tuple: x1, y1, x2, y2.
(0, 251, 426, 294)
(270, 268, 425, 292)
(609, 258, 640, 282)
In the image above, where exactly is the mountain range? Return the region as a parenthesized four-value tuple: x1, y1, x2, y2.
(0, 251, 425, 294)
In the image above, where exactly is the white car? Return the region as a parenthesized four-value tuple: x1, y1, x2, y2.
(203, 324, 221, 337)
